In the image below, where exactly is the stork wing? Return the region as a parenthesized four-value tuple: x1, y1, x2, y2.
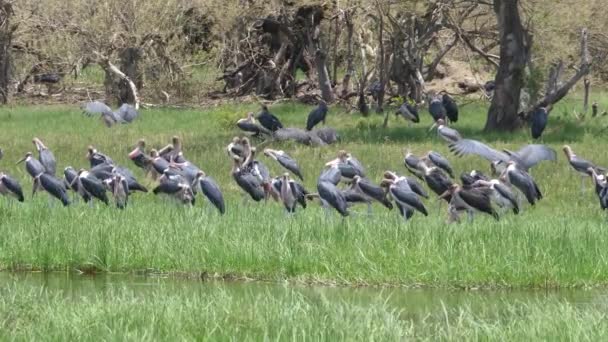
(449, 139, 509, 162)
(506, 144, 557, 170)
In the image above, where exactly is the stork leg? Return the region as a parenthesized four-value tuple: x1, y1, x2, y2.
(367, 203, 372, 216)
(581, 175, 586, 193)
(401, 207, 408, 222)
(467, 210, 474, 223)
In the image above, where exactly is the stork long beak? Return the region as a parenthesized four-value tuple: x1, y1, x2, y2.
(69, 177, 78, 188)
(16, 157, 26, 165)
(428, 122, 437, 133)
(438, 189, 452, 199)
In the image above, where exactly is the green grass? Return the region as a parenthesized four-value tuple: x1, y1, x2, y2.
(1, 93, 608, 288)
(1, 277, 608, 341)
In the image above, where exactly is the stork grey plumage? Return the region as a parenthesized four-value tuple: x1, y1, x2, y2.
(444, 184, 499, 222)
(450, 140, 556, 171)
(195, 171, 225, 214)
(232, 156, 265, 202)
(418, 161, 454, 202)
(275, 127, 314, 145)
(312, 127, 340, 145)
(472, 179, 519, 214)
(37, 173, 70, 206)
(64, 166, 90, 202)
(17, 152, 46, 196)
(428, 95, 446, 122)
(317, 180, 349, 217)
(325, 150, 365, 183)
(116, 103, 139, 123)
(279, 173, 298, 213)
(0, 173, 25, 202)
(352, 175, 393, 210)
(318, 164, 342, 186)
(396, 102, 420, 124)
(306, 101, 328, 131)
(381, 178, 427, 220)
(264, 148, 304, 180)
(460, 170, 489, 188)
(33, 137, 56, 176)
(76, 170, 109, 205)
(429, 119, 461, 143)
(108, 173, 129, 209)
(81, 101, 112, 117)
(501, 162, 542, 205)
(426, 151, 454, 178)
(87, 145, 114, 168)
(404, 151, 424, 179)
(153, 177, 195, 205)
(382, 171, 428, 199)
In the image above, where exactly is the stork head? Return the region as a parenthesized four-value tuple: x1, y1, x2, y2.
(172, 136, 180, 146)
(379, 178, 393, 189)
(383, 171, 398, 180)
(32, 137, 46, 151)
(352, 175, 362, 183)
(149, 149, 159, 158)
(16, 152, 33, 164)
(240, 137, 250, 146)
(562, 145, 574, 158)
(263, 148, 274, 158)
(231, 136, 240, 144)
(337, 150, 348, 161)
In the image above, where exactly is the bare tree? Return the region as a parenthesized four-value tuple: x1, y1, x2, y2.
(0, 0, 15, 104)
(484, 0, 531, 132)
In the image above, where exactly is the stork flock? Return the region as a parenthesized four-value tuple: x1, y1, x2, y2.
(0, 96, 604, 223)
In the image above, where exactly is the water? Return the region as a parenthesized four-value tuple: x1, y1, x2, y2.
(0, 271, 603, 322)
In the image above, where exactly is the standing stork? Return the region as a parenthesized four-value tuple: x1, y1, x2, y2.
(396, 102, 420, 125)
(317, 180, 349, 217)
(17, 152, 46, 196)
(263, 148, 304, 180)
(306, 100, 328, 131)
(231, 156, 265, 202)
(128, 139, 148, 169)
(531, 107, 548, 139)
(428, 94, 446, 122)
(588, 167, 608, 211)
(562, 145, 604, 192)
(194, 171, 225, 214)
(442, 93, 458, 123)
(0, 173, 25, 202)
(403, 150, 424, 180)
(159, 136, 184, 162)
(429, 119, 462, 143)
(500, 161, 542, 205)
(441, 184, 499, 222)
(418, 161, 454, 203)
(380, 178, 427, 221)
(106, 172, 129, 209)
(36, 172, 70, 206)
(352, 175, 393, 213)
(33, 137, 56, 176)
(257, 105, 283, 132)
(73, 169, 110, 205)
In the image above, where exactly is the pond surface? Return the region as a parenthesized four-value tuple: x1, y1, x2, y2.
(0, 272, 604, 322)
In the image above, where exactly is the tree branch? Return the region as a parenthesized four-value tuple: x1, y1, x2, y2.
(94, 51, 140, 110)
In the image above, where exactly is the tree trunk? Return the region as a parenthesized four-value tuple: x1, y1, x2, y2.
(315, 49, 334, 103)
(0, 1, 14, 104)
(484, 0, 530, 132)
(118, 47, 143, 105)
(340, 9, 354, 98)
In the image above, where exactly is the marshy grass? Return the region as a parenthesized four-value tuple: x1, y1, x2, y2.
(1, 93, 608, 288)
(1, 275, 608, 341)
